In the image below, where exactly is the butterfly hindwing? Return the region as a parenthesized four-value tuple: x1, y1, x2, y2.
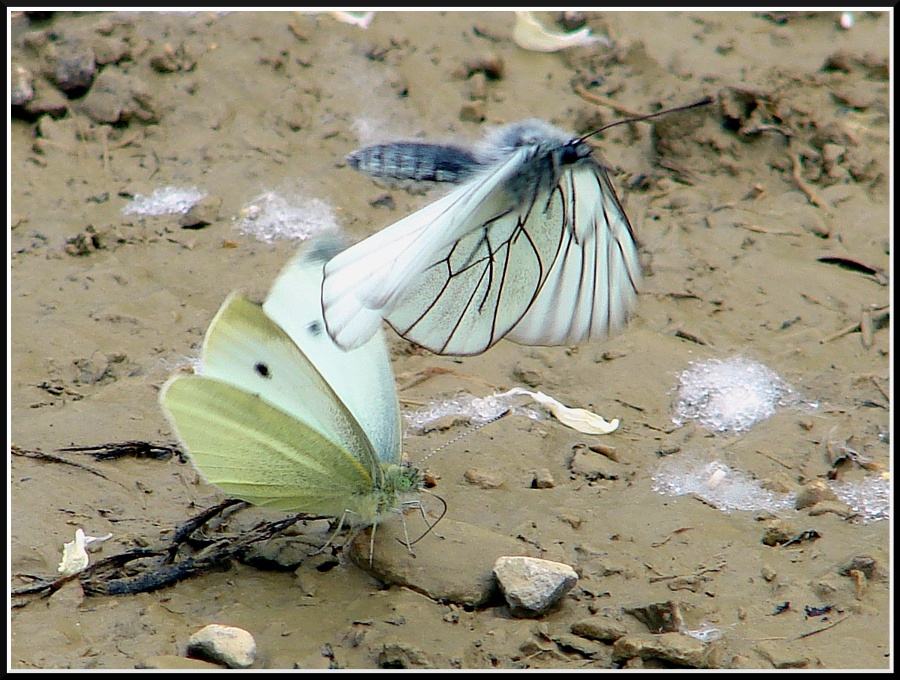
(385, 175, 564, 355)
(507, 160, 640, 344)
(263, 238, 402, 465)
(160, 374, 377, 515)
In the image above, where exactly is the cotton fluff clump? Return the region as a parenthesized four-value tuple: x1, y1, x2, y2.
(651, 456, 795, 514)
(404, 393, 540, 436)
(236, 191, 339, 243)
(832, 476, 890, 523)
(123, 186, 207, 216)
(673, 357, 799, 434)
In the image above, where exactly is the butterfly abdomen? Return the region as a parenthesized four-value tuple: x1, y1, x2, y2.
(347, 142, 482, 184)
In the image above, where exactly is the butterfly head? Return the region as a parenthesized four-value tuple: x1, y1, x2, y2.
(376, 462, 425, 516)
(559, 139, 594, 165)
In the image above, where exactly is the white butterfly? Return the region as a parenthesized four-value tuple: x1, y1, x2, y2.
(322, 118, 642, 356)
(159, 238, 422, 528)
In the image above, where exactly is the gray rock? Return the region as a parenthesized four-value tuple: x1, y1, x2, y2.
(378, 641, 434, 669)
(238, 534, 318, 570)
(11, 64, 34, 106)
(24, 76, 68, 118)
(569, 446, 623, 481)
(571, 614, 629, 642)
(463, 467, 505, 489)
(624, 600, 685, 633)
(179, 196, 223, 229)
(91, 36, 131, 66)
(838, 553, 888, 582)
(493, 555, 579, 617)
(45, 36, 96, 92)
(756, 640, 814, 669)
(139, 655, 222, 670)
(76, 66, 156, 125)
(531, 467, 555, 489)
(552, 632, 607, 657)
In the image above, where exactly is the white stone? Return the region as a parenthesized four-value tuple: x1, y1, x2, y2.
(187, 624, 257, 669)
(493, 556, 578, 617)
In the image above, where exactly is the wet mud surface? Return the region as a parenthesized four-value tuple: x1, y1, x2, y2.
(10, 11, 890, 669)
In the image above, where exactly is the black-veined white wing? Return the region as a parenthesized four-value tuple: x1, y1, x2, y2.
(322, 120, 642, 356)
(505, 156, 640, 346)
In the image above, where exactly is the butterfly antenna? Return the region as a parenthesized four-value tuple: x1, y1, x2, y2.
(398, 410, 510, 549)
(577, 96, 714, 143)
(415, 408, 511, 467)
(394, 409, 510, 550)
(402, 491, 448, 547)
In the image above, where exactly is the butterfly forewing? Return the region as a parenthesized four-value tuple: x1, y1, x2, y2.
(161, 375, 378, 515)
(198, 293, 381, 480)
(158, 237, 421, 528)
(322, 149, 537, 352)
(386, 204, 551, 355)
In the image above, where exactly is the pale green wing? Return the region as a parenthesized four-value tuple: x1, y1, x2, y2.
(159, 373, 382, 520)
(262, 238, 402, 466)
(197, 291, 381, 474)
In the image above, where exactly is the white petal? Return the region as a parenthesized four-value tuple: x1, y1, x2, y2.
(500, 388, 620, 434)
(513, 12, 609, 53)
(298, 11, 375, 30)
(57, 528, 90, 576)
(57, 529, 113, 576)
(84, 532, 114, 547)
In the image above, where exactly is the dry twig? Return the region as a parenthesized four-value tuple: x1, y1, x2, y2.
(572, 84, 646, 119)
(789, 151, 830, 210)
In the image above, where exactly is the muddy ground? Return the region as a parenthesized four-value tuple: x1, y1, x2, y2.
(9, 10, 891, 670)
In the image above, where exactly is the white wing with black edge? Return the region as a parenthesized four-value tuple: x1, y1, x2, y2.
(323, 119, 642, 356)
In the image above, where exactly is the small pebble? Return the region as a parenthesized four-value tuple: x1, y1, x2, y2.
(613, 632, 711, 668)
(11, 65, 35, 106)
(571, 614, 629, 642)
(46, 36, 97, 93)
(179, 196, 222, 229)
(464, 468, 505, 489)
(459, 102, 485, 123)
(794, 479, 838, 510)
(531, 468, 555, 489)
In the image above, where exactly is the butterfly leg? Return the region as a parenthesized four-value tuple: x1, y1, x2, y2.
(314, 510, 351, 556)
